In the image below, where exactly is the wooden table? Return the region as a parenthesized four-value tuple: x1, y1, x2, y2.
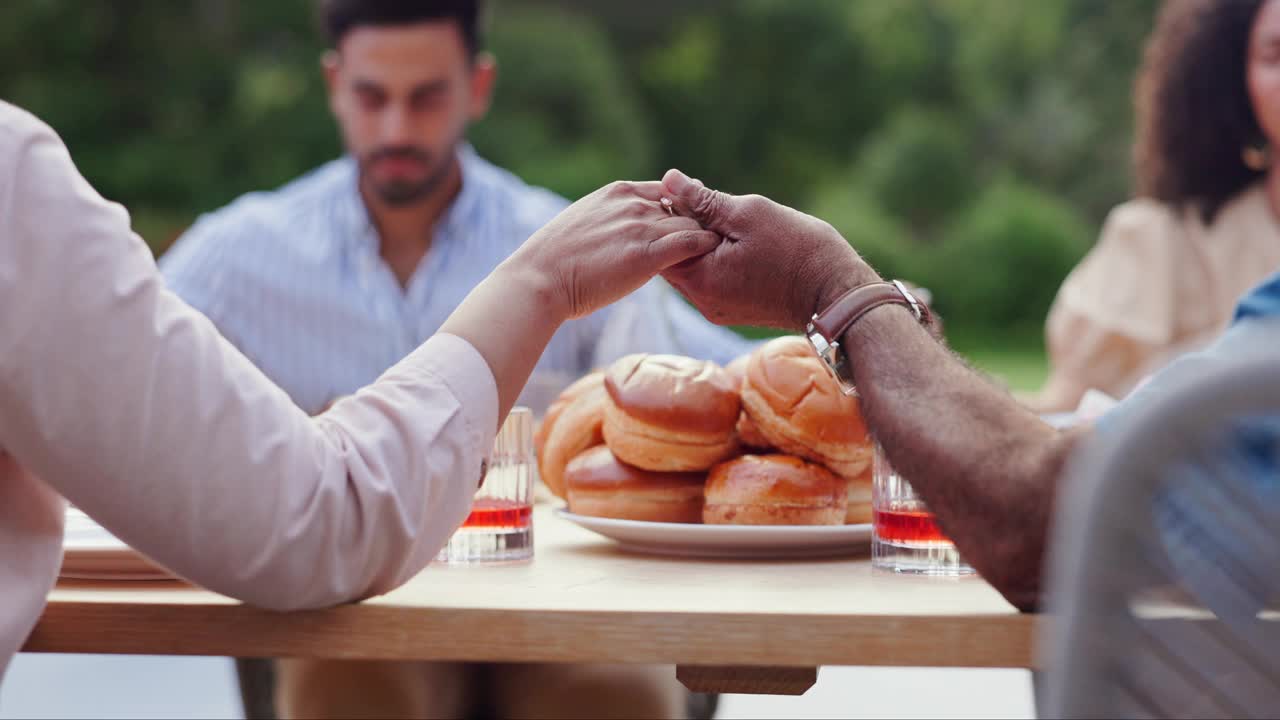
(25, 506, 1037, 694)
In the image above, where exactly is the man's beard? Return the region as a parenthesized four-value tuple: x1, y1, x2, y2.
(360, 146, 454, 207)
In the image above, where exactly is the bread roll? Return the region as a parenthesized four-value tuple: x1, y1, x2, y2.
(740, 336, 873, 481)
(735, 412, 772, 450)
(535, 372, 603, 459)
(845, 463, 873, 524)
(538, 374, 607, 499)
(602, 354, 740, 472)
(703, 454, 847, 525)
(565, 446, 705, 523)
(724, 353, 751, 389)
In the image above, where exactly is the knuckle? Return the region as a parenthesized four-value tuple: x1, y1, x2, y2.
(607, 180, 636, 198)
(817, 219, 845, 244)
(670, 216, 703, 232)
(623, 217, 649, 237)
(694, 188, 726, 221)
(741, 194, 771, 216)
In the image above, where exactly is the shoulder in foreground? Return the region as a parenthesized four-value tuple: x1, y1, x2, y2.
(0, 101, 62, 142)
(1235, 271, 1280, 322)
(0, 102, 63, 170)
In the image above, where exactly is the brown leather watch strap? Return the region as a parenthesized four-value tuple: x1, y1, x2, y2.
(811, 281, 934, 341)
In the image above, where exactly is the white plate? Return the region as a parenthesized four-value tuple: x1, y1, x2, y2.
(554, 509, 871, 559)
(61, 508, 174, 581)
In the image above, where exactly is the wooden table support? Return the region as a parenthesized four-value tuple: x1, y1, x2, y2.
(677, 665, 819, 695)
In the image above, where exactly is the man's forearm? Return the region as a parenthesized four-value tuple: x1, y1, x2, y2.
(655, 170, 1083, 609)
(841, 303, 1084, 610)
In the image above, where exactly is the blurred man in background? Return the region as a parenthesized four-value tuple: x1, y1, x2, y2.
(161, 1, 746, 718)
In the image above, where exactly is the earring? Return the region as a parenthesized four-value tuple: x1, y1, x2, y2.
(1243, 143, 1271, 171)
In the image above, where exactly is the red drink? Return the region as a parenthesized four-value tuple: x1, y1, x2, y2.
(462, 499, 532, 529)
(438, 408, 535, 564)
(873, 507, 951, 545)
(872, 450, 973, 574)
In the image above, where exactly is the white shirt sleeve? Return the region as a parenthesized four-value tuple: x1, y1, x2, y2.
(0, 102, 498, 611)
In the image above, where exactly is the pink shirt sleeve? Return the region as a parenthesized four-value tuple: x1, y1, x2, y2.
(0, 103, 498, 611)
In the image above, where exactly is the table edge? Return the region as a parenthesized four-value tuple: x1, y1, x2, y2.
(26, 600, 1040, 668)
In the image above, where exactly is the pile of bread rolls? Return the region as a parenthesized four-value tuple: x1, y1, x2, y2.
(537, 336, 874, 526)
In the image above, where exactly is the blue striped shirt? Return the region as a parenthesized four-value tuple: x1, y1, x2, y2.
(160, 148, 753, 414)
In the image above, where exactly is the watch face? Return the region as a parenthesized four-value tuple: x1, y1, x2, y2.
(807, 328, 859, 396)
(805, 328, 834, 364)
(806, 329, 857, 395)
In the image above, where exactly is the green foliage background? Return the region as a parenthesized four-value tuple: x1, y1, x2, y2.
(1, 0, 1162, 384)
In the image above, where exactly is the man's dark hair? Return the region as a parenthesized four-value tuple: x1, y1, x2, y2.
(319, 0, 483, 56)
(1134, 0, 1266, 223)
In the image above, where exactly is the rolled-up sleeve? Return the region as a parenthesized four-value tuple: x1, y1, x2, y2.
(0, 104, 497, 610)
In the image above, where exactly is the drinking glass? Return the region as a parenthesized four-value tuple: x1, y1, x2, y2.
(436, 407, 535, 563)
(871, 444, 974, 575)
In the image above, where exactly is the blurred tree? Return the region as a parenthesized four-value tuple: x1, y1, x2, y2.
(469, 7, 654, 199)
(633, 0, 880, 205)
(844, 1, 961, 108)
(926, 180, 1091, 337)
(809, 183, 915, 284)
(0, 0, 1161, 342)
(855, 106, 976, 235)
(0, 0, 332, 247)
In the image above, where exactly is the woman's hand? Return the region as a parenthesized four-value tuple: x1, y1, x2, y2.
(442, 179, 720, 422)
(508, 180, 721, 321)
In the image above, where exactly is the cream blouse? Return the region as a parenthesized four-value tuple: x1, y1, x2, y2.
(1043, 184, 1280, 406)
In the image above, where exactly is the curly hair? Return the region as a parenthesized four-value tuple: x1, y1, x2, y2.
(1135, 0, 1267, 223)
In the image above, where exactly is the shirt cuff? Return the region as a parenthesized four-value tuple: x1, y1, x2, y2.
(403, 332, 500, 469)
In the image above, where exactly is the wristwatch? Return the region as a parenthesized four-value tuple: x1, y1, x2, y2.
(805, 280, 934, 395)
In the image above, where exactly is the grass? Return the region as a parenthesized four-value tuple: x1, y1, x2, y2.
(954, 343, 1048, 393)
(948, 328, 1048, 393)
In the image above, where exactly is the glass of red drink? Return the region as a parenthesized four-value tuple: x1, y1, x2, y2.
(436, 407, 535, 564)
(871, 444, 974, 576)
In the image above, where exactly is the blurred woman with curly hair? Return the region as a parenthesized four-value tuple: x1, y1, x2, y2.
(1031, 0, 1280, 412)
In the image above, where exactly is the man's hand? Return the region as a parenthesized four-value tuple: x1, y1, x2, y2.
(658, 169, 878, 330)
(509, 180, 721, 321)
(654, 169, 1081, 612)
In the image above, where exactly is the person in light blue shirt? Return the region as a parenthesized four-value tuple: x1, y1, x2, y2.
(161, 147, 747, 416)
(160, 2, 738, 719)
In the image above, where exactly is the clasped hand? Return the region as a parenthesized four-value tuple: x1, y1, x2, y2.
(512, 173, 874, 329)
